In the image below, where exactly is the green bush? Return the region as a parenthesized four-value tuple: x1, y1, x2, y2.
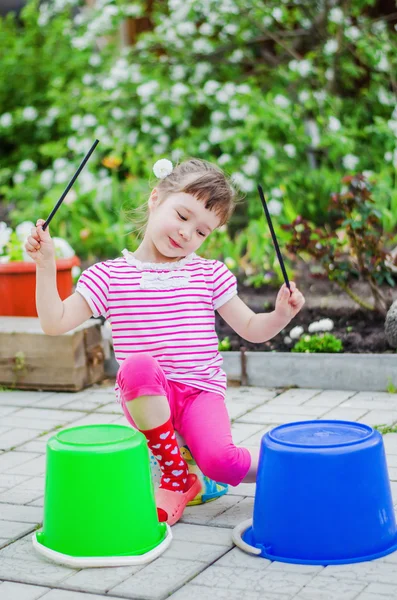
(292, 333, 344, 353)
(1, 0, 396, 283)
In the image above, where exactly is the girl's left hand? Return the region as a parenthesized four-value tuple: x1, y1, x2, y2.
(275, 282, 305, 323)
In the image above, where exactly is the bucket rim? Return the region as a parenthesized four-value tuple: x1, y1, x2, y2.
(267, 420, 374, 449)
(233, 519, 397, 565)
(32, 524, 172, 568)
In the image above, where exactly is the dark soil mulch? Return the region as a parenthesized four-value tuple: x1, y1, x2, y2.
(215, 264, 397, 354)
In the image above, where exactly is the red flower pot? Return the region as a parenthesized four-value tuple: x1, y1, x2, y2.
(0, 256, 80, 317)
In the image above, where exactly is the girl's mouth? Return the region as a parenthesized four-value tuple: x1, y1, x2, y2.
(169, 237, 181, 248)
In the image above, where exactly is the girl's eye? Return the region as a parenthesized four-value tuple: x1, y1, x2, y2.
(198, 231, 206, 237)
(177, 211, 187, 221)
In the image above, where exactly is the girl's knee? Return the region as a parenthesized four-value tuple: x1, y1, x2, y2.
(197, 445, 249, 487)
(117, 353, 163, 391)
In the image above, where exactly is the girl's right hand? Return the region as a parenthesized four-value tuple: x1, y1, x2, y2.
(25, 219, 56, 267)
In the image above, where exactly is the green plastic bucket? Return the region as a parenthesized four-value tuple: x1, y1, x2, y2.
(32, 424, 171, 567)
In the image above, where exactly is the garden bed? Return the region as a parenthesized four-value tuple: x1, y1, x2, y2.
(218, 267, 397, 355)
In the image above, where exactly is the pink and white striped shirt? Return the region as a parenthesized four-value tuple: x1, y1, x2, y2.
(76, 249, 237, 401)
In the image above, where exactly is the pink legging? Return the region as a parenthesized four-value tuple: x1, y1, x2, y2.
(116, 353, 251, 487)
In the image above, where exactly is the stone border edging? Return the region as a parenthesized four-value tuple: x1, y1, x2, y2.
(105, 351, 397, 392)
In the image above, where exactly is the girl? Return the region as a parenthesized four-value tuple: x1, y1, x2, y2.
(25, 157, 305, 526)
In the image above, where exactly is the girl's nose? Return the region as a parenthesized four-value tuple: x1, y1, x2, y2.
(179, 228, 191, 241)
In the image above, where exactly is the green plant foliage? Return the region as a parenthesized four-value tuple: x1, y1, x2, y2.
(282, 174, 396, 314)
(292, 333, 343, 353)
(0, 0, 396, 281)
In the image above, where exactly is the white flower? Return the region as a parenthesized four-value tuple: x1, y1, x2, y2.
(153, 159, 173, 179)
(377, 55, 389, 72)
(19, 160, 36, 173)
(15, 221, 35, 242)
(267, 199, 282, 216)
(172, 148, 184, 162)
(270, 187, 283, 198)
(345, 26, 360, 41)
(290, 326, 304, 339)
(274, 94, 290, 109)
(111, 107, 124, 120)
(72, 265, 81, 279)
(314, 90, 326, 103)
(225, 257, 236, 269)
(203, 80, 220, 95)
(13, 173, 25, 184)
(211, 111, 226, 124)
(64, 190, 77, 205)
(290, 59, 312, 77)
(388, 120, 397, 137)
(0, 113, 12, 127)
(342, 154, 359, 170)
(218, 154, 231, 165)
(71, 115, 82, 130)
(171, 65, 186, 80)
(40, 169, 54, 187)
(193, 38, 212, 54)
(325, 68, 334, 81)
(22, 107, 38, 121)
(305, 119, 321, 147)
(101, 77, 117, 91)
(229, 106, 248, 120)
(137, 81, 159, 99)
(83, 74, 95, 86)
(53, 237, 75, 259)
(284, 336, 292, 345)
(262, 142, 275, 159)
(385, 151, 393, 162)
(329, 7, 344, 24)
(88, 54, 102, 67)
(171, 83, 189, 101)
(209, 127, 224, 144)
(242, 155, 259, 176)
(237, 84, 250, 95)
(328, 116, 341, 132)
(54, 171, 70, 184)
(230, 49, 244, 63)
(324, 39, 338, 55)
(82, 114, 97, 127)
(54, 158, 68, 171)
(224, 24, 238, 35)
(232, 172, 255, 193)
(272, 7, 283, 20)
(176, 22, 195, 36)
(308, 318, 334, 333)
(299, 90, 310, 103)
(284, 144, 296, 158)
(0, 222, 12, 253)
(199, 23, 213, 36)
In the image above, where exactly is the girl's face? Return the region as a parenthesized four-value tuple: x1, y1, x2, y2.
(147, 189, 221, 260)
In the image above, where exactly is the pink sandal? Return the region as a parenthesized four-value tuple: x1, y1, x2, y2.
(156, 474, 201, 526)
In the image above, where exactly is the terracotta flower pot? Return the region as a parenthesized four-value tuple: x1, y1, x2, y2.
(0, 256, 80, 317)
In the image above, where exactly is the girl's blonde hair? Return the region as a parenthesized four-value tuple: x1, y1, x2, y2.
(129, 158, 238, 238)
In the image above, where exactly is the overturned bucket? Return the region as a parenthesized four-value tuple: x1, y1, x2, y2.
(233, 420, 397, 565)
(33, 424, 171, 568)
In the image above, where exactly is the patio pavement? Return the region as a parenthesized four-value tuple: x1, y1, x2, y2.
(1, 384, 397, 600)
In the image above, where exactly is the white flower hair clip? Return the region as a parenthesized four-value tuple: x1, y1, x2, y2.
(153, 158, 173, 179)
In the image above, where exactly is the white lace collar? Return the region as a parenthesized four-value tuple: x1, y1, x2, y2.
(121, 248, 197, 271)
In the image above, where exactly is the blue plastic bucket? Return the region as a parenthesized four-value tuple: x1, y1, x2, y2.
(235, 420, 397, 565)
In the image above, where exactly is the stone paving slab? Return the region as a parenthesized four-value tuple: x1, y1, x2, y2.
(1, 384, 397, 599)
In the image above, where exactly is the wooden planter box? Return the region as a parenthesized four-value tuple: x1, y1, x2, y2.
(0, 317, 105, 391)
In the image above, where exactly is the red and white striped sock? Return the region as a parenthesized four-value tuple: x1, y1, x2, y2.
(140, 419, 189, 493)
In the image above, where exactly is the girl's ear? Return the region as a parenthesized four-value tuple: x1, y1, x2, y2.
(148, 187, 159, 210)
